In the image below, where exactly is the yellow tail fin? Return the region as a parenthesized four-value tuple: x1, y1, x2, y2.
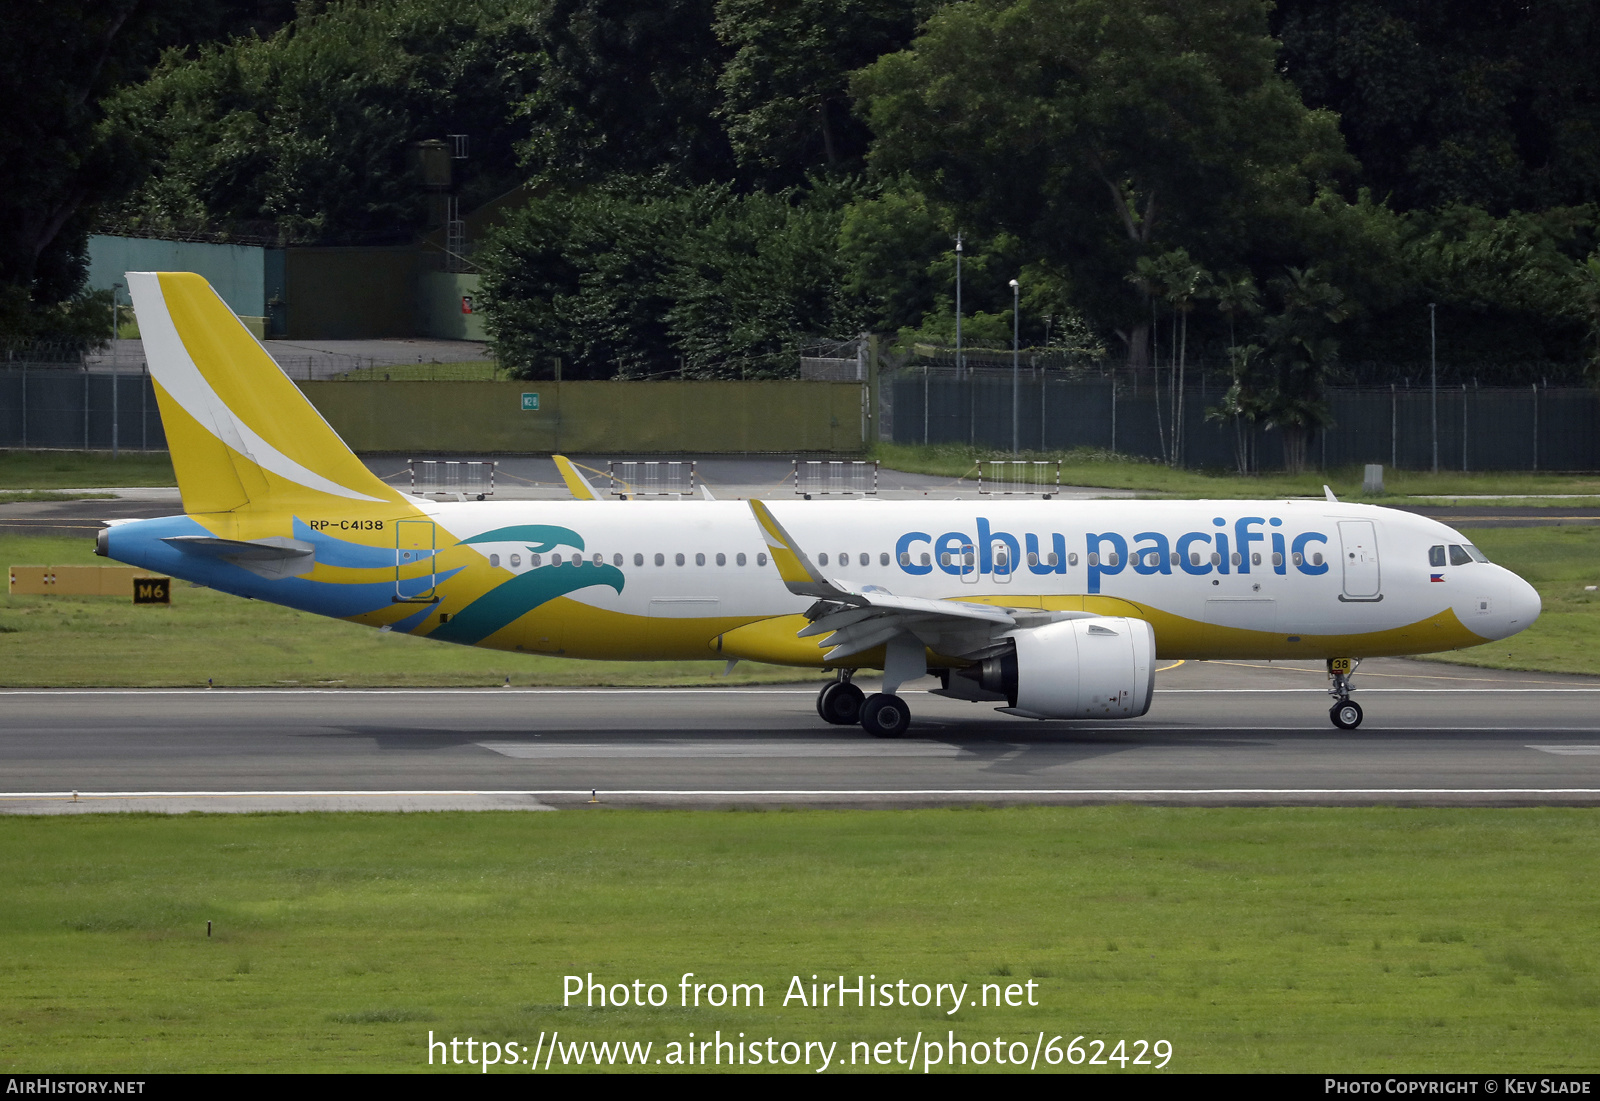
(128, 272, 401, 513)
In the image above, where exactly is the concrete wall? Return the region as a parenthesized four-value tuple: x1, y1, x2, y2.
(418, 272, 485, 341)
(283, 247, 421, 339)
(87, 235, 276, 329)
(300, 380, 866, 454)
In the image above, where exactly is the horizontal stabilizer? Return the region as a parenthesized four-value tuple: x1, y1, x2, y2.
(162, 535, 316, 580)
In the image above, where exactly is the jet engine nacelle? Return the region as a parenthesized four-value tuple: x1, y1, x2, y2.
(988, 616, 1157, 719)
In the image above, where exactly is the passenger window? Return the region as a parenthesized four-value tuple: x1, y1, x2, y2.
(1088, 552, 1100, 567)
(510, 553, 522, 568)
(1191, 552, 1202, 567)
(1170, 551, 1180, 566)
(920, 552, 931, 566)
(840, 552, 848, 565)
(614, 553, 623, 567)
(879, 552, 889, 566)
(1210, 552, 1221, 565)
(1049, 552, 1060, 567)
(1292, 552, 1303, 566)
(593, 553, 602, 565)
(654, 553, 665, 566)
(634, 553, 644, 567)
(757, 553, 768, 566)
(1449, 544, 1472, 566)
(716, 552, 726, 566)
(489, 553, 500, 568)
(1429, 545, 1446, 567)
(736, 552, 746, 566)
(695, 552, 706, 566)
(860, 553, 870, 567)
(900, 551, 911, 566)
(1066, 553, 1077, 566)
(550, 553, 561, 565)
(1230, 552, 1241, 566)
(676, 553, 686, 566)
(1027, 552, 1039, 567)
(1107, 552, 1119, 567)
(530, 553, 542, 567)
(1251, 552, 1261, 566)
(941, 553, 952, 567)
(1271, 552, 1283, 567)
(818, 553, 829, 566)
(1312, 552, 1324, 566)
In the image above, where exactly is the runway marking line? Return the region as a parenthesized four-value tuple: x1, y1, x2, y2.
(5, 788, 1600, 801)
(3, 687, 1600, 696)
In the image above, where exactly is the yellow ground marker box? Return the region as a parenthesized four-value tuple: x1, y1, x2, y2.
(9, 565, 171, 599)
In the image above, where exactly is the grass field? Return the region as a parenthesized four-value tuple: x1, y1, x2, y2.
(1, 807, 1596, 1072)
(0, 450, 175, 489)
(874, 442, 1600, 503)
(5, 524, 1594, 685)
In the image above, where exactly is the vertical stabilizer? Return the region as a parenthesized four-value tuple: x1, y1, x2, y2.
(128, 272, 401, 513)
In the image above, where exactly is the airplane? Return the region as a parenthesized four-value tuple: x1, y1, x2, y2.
(97, 272, 1542, 735)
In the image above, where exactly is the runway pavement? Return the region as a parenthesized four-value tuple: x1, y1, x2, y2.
(3, 658, 1598, 813)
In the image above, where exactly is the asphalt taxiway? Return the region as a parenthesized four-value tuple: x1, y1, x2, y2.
(2, 658, 1597, 813)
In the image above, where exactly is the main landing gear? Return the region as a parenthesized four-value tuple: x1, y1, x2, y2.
(816, 671, 912, 738)
(1327, 657, 1363, 730)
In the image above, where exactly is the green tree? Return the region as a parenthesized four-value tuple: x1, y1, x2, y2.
(517, 0, 734, 187)
(1256, 266, 1348, 473)
(854, 0, 1349, 368)
(106, 0, 540, 243)
(713, 0, 925, 185)
(1275, 0, 1600, 214)
(480, 180, 854, 378)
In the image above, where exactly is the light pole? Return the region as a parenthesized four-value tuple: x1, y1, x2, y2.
(1010, 278, 1020, 455)
(111, 281, 123, 460)
(1429, 302, 1438, 473)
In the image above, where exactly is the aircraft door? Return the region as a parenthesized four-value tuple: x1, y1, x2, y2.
(1338, 520, 1381, 600)
(960, 542, 978, 584)
(395, 520, 437, 602)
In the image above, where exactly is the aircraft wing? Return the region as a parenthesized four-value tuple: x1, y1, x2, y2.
(748, 499, 1083, 661)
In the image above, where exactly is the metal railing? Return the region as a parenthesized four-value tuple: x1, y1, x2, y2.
(794, 459, 878, 496)
(608, 460, 696, 496)
(977, 460, 1061, 495)
(409, 459, 496, 497)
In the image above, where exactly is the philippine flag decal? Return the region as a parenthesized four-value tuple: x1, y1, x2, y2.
(1430, 573, 1445, 583)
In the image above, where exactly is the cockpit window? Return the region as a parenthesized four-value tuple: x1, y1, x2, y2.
(1428, 545, 1446, 567)
(1448, 544, 1473, 566)
(1464, 543, 1488, 563)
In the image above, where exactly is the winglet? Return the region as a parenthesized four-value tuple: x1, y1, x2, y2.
(553, 455, 599, 501)
(748, 500, 833, 596)
(1324, 484, 1338, 503)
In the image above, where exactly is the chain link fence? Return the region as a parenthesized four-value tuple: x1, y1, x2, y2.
(885, 367, 1600, 471)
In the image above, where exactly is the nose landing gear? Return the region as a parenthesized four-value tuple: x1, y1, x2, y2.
(1327, 657, 1363, 729)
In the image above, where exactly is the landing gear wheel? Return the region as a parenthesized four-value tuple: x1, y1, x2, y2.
(817, 681, 865, 725)
(1329, 700, 1364, 730)
(860, 693, 911, 738)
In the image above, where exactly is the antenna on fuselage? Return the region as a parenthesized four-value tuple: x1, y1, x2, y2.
(1324, 485, 1338, 503)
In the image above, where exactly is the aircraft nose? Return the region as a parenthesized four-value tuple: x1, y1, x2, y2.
(1499, 570, 1541, 637)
